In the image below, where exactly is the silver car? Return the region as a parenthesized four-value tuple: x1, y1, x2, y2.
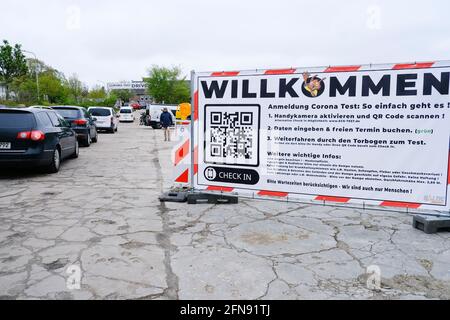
(87, 107, 119, 133)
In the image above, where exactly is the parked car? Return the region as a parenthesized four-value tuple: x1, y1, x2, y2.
(145, 104, 177, 129)
(52, 106, 98, 147)
(118, 107, 135, 122)
(29, 106, 53, 110)
(0, 108, 79, 173)
(87, 107, 118, 133)
(130, 103, 141, 111)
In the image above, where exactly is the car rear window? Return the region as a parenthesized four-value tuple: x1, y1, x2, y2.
(54, 108, 81, 119)
(90, 108, 111, 117)
(120, 109, 132, 114)
(0, 112, 35, 128)
(35, 112, 53, 128)
(47, 112, 62, 127)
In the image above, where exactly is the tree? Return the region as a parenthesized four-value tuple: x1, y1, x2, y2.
(100, 93, 119, 107)
(110, 89, 133, 103)
(88, 86, 107, 100)
(10, 59, 69, 104)
(12, 76, 36, 104)
(145, 66, 190, 104)
(39, 70, 67, 103)
(172, 80, 191, 104)
(0, 40, 28, 99)
(65, 74, 88, 104)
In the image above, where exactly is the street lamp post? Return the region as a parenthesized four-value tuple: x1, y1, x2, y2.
(23, 50, 40, 102)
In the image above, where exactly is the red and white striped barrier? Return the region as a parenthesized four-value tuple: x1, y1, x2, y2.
(172, 123, 191, 187)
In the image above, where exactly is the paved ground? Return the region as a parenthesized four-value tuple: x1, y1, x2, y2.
(0, 115, 449, 300)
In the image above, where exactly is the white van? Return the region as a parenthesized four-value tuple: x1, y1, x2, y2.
(146, 104, 177, 129)
(119, 107, 135, 123)
(88, 107, 118, 133)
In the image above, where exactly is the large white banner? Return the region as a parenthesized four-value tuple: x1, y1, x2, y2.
(107, 81, 146, 90)
(195, 64, 450, 209)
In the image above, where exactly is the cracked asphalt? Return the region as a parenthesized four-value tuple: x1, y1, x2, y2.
(0, 116, 449, 300)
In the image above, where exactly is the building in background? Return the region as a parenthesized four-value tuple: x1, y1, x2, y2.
(107, 80, 152, 107)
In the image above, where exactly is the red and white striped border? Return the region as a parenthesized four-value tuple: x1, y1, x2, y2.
(185, 61, 450, 210)
(173, 124, 192, 185)
(199, 61, 440, 78)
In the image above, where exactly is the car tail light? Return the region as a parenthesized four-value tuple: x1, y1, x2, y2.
(17, 130, 45, 141)
(17, 131, 31, 140)
(31, 131, 45, 141)
(73, 119, 87, 125)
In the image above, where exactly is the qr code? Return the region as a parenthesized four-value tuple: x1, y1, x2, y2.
(205, 105, 260, 166)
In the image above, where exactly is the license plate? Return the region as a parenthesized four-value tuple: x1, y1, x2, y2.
(0, 142, 11, 150)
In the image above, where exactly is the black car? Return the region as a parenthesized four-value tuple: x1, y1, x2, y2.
(0, 108, 79, 173)
(52, 106, 98, 147)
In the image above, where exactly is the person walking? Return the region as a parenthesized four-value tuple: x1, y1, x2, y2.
(160, 108, 174, 142)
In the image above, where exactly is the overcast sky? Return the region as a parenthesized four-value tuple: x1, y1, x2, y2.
(1, 0, 449, 88)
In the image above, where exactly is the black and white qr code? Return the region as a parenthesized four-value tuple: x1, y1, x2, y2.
(205, 105, 260, 166)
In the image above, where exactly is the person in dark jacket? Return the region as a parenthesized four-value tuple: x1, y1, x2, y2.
(160, 108, 174, 141)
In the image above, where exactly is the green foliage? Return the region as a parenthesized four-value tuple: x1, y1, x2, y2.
(65, 74, 88, 103)
(11, 75, 36, 103)
(0, 40, 28, 99)
(0, 99, 21, 107)
(145, 66, 190, 104)
(10, 59, 69, 105)
(172, 80, 190, 104)
(100, 94, 119, 107)
(39, 71, 67, 103)
(88, 86, 107, 100)
(110, 89, 133, 103)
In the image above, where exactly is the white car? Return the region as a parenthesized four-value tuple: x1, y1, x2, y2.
(88, 107, 118, 133)
(146, 104, 177, 129)
(119, 107, 135, 123)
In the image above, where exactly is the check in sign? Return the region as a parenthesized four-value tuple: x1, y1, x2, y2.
(192, 62, 450, 211)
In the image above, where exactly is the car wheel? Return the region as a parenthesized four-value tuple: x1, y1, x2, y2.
(92, 129, 98, 143)
(46, 148, 61, 173)
(84, 132, 91, 147)
(110, 127, 115, 134)
(70, 141, 79, 159)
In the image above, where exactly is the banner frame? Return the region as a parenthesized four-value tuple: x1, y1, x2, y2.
(188, 61, 450, 215)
